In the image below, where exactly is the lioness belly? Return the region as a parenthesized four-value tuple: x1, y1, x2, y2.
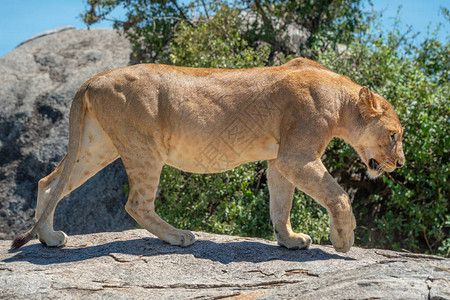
(165, 136, 279, 174)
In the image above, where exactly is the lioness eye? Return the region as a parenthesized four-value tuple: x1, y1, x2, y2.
(390, 133, 396, 142)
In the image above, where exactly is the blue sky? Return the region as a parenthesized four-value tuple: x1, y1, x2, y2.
(0, 0, 448, 57)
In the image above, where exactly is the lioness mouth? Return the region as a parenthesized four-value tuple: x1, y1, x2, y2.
(369, 158, 380, 171)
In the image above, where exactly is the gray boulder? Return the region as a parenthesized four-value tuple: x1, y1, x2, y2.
(0, 27, 137, 239)
(1, 230, 449, 299)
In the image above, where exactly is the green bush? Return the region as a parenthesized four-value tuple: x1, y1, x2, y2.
(170, 5, 270, 68)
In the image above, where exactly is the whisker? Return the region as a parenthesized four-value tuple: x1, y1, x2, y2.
(377, 161, 387, 172)
(376, 164, 383, 172)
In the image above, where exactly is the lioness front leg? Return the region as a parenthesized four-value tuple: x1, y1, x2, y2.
(267, 160, 312, 250)
(123, 159, 195, 247)
(275, 153, 356, 253)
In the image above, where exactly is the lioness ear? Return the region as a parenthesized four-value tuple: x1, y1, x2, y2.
(358, 87, 382, 119)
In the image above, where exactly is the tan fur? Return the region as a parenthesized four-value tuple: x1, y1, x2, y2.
(12, 58, 405, 252)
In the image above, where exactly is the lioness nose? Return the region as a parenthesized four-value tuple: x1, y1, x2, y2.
(396, 160, 404, 168)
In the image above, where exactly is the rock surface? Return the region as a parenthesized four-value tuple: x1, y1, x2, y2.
(1, 230, 449, 299)
(0, 27, 136, 239)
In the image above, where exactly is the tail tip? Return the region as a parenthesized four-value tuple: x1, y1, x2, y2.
(10, 233, 30, 250)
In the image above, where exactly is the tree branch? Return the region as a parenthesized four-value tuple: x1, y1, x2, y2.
(201, 0, 209, 18)
(170, 0, 195, 27)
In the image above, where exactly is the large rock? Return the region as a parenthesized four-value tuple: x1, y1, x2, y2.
(0, 27, 137, 239)
(1, 230, 449, 299)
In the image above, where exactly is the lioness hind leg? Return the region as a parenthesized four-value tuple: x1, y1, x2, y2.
(267, 160, 312, 250)
(35, 159, 68, 247)
(36, 110, 119, 247)
(123, 157, 195, 247)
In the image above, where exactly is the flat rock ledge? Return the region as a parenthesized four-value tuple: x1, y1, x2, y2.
(1, 230, 449, 299)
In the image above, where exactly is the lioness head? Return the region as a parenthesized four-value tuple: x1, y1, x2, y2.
(355, 87, 405, 179)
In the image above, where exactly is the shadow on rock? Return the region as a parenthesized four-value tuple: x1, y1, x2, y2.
(5, 236, 355, 265)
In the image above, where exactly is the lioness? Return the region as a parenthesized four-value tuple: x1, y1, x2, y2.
(12, 58, 404, 252)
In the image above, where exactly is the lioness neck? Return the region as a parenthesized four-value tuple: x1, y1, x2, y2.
(332, 85, 365, 146)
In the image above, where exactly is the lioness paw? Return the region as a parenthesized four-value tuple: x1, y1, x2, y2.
(277, 232, 312, 250)
(38, 231, 68, 248)
(330, 230, 354, 253)
(329, 213, 356, 253)
(165, 230, 196, 247)
(330, 222, 355, 253)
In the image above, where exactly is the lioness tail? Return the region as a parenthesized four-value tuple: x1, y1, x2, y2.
(10, 84, 88, 250)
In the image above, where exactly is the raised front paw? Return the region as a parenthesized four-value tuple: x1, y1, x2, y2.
(330, 214, 356, 253)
